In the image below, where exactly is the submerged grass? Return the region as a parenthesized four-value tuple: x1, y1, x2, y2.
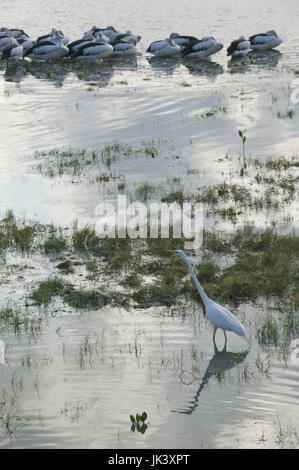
(0, 210, 34, 253)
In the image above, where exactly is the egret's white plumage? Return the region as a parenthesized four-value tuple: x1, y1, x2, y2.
(227, 36, 250, 57)
(249, 30, 282, 51)
(147, 38, 181, 57)
(166, 250, 248, 345)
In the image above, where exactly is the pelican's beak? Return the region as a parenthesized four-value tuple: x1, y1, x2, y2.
(164, 249, 175, 253)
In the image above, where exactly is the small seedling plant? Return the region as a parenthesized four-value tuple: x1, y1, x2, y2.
(238, 128, 247, 173)
(130, 412, 148, 434)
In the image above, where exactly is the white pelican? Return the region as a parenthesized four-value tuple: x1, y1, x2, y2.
(86, 26, 119, 43)
(37, 28, 69, 45)
(147, 38, 181, 57)
(71, 38, 113, 60)
(91, 31, 110, 43)
(112, 31, 141, 45)
(0, 34, 18, 53)
(24, 37, 69, 60)
(227, 36, 250, 57)
(0, 28, 29, 39)
(169, 33, 199, 51)
(111, 39, 138, 55)
(18, 35, 35, 53)
(66, 32, 96, 56)
(249, 30, 282, 50)
(165, 250, 248, 346)
(183, 36, 223, 58)
(1, 42, 23, 63)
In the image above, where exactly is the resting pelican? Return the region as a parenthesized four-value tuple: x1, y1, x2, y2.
(0, 34, 18, 53)
(86, 26, 119, 43)
(183, 36, 223, 59)
(111, 39, 138, 55)
(249, 30, 282, 50)
(66, 31, 95, 56)
(71, 38, 113, 60)
(111, 31, 141, 45)
(36, 28, 69, 45)
(227, 36, 250, 57)
(24, 37, 69, 60)
(1, 42, 23, 64)
(0, 28, 29, 39)
(169, 33, 199, 51)
(147, 38, 181, 57)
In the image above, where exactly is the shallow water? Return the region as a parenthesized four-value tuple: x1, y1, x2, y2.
(0, 0, 299, 449)
(0, 303, 298, 449)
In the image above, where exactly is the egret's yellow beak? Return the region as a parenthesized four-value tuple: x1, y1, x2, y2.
(164, 250, 175, 253)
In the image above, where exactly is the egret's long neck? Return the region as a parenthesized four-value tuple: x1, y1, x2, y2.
(182, 254, 209, 306)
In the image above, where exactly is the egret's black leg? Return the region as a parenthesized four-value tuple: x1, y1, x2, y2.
(213, 326, 218, 344)
(223, 329, 227, 345)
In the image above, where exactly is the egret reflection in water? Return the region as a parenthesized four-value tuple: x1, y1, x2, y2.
(174, 343, 250, 415)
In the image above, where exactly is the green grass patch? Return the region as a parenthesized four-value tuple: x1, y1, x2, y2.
(257, 314, 279, 346)
(31, 278, 66, 305)
(64, 289, 108, 310)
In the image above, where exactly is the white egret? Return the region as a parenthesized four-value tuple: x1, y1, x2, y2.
(165, 249, 248, 345)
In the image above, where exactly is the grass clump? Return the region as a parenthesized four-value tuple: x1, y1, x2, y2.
(122, 273, 142, 288)
(196, 258, 220, 283)
(43, 226, 68, 255)
(72, 223, 99, 252)
(197, 183, 251, 206)
(56, 260, 74, 274)
(132, 284, 178, 308)
(136, 183, 156, 202)
(0, 210, 34, 253)
(64, 290, 108, 310)
(257, 315, 279, 346)
(161, 190, 185, 205)
(31, 278, 66, 305)
(265, 156, 299, 171)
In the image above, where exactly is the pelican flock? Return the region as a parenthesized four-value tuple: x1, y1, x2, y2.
(0, 25, 283, 64)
